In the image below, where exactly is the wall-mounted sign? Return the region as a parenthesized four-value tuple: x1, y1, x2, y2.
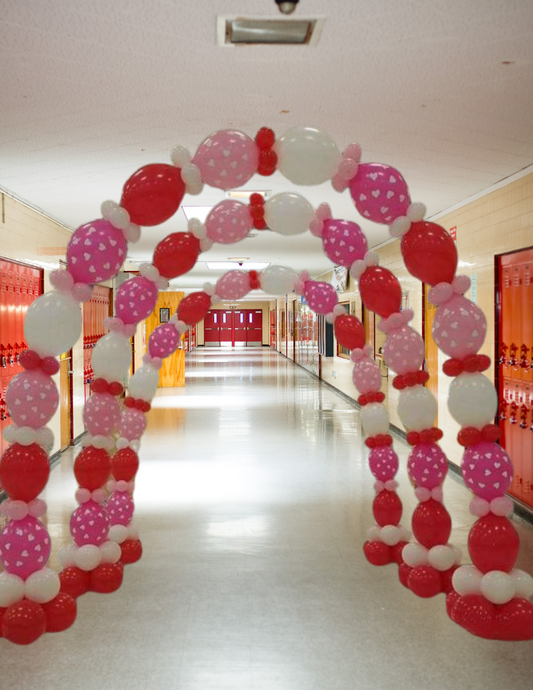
(449, 226, 457, 242)
(159, 307, 170, 323)
(331, 265, 348, 293)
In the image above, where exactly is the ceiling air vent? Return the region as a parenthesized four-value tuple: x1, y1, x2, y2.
(217, 16, 325, 46)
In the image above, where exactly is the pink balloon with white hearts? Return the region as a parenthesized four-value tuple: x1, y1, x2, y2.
(107, 491, 134, 526)
(115, 276, 158, 325)
(462, 441, 513, 501)
(70, 500, 110, 547)
(5, 369, 59, 428)
(67, 219, 127, 284)
(0, 516, 51, 579)
(205, 200, 253, 244)
(321, 219, 367, 267)
(216, 270, 251, 300)
(353, 358, 381, 394)
(193, 130, 259, 190)
(149, 323, 180, 359)
(432, 294, 487, 359)
(303, 281, 338, 315)
(119, 408, 146, 441)
(408, 443, 448, 490)
(369, 447, 399, 482)
(83, 392, 121, 436)
(349, 163, 410, 224)
(382, 325, 425, 375)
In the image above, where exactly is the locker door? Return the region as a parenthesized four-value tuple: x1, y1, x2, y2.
(234, 310, 246, 347)
(246, 309, 263, 347)
(220, 310, 234, 347)
(204, 309, 221, 345)
(521, 382, 532, 507)
(522, 261, 532, 383)
(510, 263, 522, 379)
(508, 379, 523, 501)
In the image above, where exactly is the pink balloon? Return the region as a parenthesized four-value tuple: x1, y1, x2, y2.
(70, 500, 109, 546)
(0, 516, 51, 579)
(6, 370, 59, 428)
(205, 200, 253, 244)
(353, 358, 382, 394)
(369, 447, 399, 482)
(462, 442, 513, 501)
(107, 491, 134, 526)
(67, 220, 127, 284)
(193, 130, 259, 190)
(349, 163, 410, 224)
(83, 392, 120, 436)
(216, 271, 251, 300)
(149, 323, 180, 359)
(382, 326, 425, 375)
(408, 443, 448, 489)
(115, 276, 158, 325)
(322, 219, 367, 267)
(119, 408, 146, 441)
(433, 295, 487, 358)
(304, 281, 338, 315)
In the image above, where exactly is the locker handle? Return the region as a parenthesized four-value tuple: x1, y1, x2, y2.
(520, 405, 528, 429)
(509, 342, 519, 369)
(520, 344, 530, 372)
(499, 342, 508, 366)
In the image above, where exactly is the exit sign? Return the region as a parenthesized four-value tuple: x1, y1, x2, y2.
(449, 226, 457, 241)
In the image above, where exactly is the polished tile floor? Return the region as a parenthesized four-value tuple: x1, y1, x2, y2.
(2, 348, 533, 689)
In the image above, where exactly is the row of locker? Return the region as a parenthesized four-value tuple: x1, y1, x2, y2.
(499, 254, 533, 381)
(204, 309, 263, 346)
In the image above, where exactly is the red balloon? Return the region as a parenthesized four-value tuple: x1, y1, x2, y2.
(408, 565, 442, 598)
(90, 563, 124, 594)
(411, 499, 451, 548)
(74, 446, 111, 490)
(0, 607, 6, 637)
(153, 232, 200, 279)
(60, 567, 91, 598)
(42, 593, 77, 633)
(111, 447, 139, 482)
(0, 443, 50, 502)
(468, 514, 519, 573)
(359, 266, 402, 318)
(2, 600, 46, 645)
(446, 590, 461, 619)
(363, 540, 391, 566)
(449, 594, 496, 638)
(495, 598, 533, 641)
(177, 292, 212, 325)
(373, 489, 403, 526)
(334, 314, 365, 351)
(401, 221, 458, 286)
(440, 566, 457, 594)
(390, 540, 408, 565)
(399, 563, 413, 588)
(120, 163, 185, 226)
(120, 538, 143, 564)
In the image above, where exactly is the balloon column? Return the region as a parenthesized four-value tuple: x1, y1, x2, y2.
(0, 125, 531, 645)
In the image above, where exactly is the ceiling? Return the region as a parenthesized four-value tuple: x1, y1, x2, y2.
(2, 0, 533, 297)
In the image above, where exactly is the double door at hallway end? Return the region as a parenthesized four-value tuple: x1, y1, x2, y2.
(204, 309, 263, 347)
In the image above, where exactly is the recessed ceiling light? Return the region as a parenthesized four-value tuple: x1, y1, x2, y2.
(182, 206, 213, 223)
(227, 257, 250, 261)
(225, 190, 270, 200)
(206, 261, 270, 271)
(217, 16, 326, 46)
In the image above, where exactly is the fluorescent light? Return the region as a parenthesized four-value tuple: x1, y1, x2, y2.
(206, 262, 270, 271)
(182, 206, 213, 223)
(225, 190, 270, 200)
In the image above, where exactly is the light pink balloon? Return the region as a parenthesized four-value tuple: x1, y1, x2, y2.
(322, 219, 367, 267)
(462, 442, 513, 501)
(70, 500, 110, 546)
(115, 276, 158, 325)
(408, 443, 447, 490)
(369, 447, 399, 482)
(304, 281, 338, 315)
(433, 295, 487, 358)
(67, 220, 127, 284)
(349, 163, 410, 225)
(0, 516, 51, 579)
(206, 200, 253, 244)
(149, 324, 180, 359)
(83, 392, 120, 436)
(6, 370, 59, 428)
(216, 271, 251, 300)
(119, 408, 146, 441)
(383, 326, 425, 374)
(107, 491, 134, 526)
(353, 358, 382, 394)
(193, 130, 259, 190)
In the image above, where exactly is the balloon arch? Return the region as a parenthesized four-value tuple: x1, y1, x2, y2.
(1, 127, 532, 644)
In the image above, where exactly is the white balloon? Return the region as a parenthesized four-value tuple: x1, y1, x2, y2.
(511, 569, 533, 599)
(402, 542, 428, 567)
(58, 544, 78, 568)
(428, 545, 456, 572)
(99, 540, 122, 564)
(24, 567, 60, 604)
(74, 544, 102, 571)
(91, 331, 131, 382)
(366, 525, 381, 541)
(0, 571, 25, 607)
(448, 373, 498, 428)
(127, 523, 140, 540)
(108, 524, 129, 544)
(380, 525, 402, 546)
(361, 403, 389, 436)
(398, 385, 437, 432)
(260, 265, 298, 295)
(480, 570, 515, 604)
(452, 565, 483, 595)
(275, 127, 341, 185)
(24, 291, 82, 357)
(129, 364, 159, 401)
(264, 193, 314, 236)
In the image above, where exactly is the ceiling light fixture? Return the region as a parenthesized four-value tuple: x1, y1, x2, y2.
(225, 190, 270, 200)
(218, 16, 325, 47)
(276, 0, 299, 15)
